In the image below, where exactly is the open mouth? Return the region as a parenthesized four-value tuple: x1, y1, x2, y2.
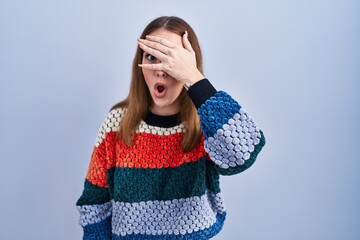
(154, 83, 167, 98)
(157, 85, 165, 93)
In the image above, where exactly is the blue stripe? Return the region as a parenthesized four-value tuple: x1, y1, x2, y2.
(112, 213, 226, 240)
(83, 216, 112, 240)
(198, 91, 241, 138)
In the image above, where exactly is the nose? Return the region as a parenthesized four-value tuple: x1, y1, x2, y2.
(155, 70, 167, 77)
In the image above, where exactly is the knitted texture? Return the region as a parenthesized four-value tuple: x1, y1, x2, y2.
(77, 91, 265, 240)
(198, 91, 265, 175)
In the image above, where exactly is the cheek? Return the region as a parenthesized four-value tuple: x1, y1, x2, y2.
(142, 69, 152, 84)
(171, 81, 184, 96)
(141, 56, 151, 80)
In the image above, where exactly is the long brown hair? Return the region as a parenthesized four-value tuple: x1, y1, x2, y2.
(111, 16, 203, 152)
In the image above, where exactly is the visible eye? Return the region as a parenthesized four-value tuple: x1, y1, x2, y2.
(145, 53, 157, 62)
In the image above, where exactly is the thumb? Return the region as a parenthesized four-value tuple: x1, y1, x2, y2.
(182, 31, 194, 53)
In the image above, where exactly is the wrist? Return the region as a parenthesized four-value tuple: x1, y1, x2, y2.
(186, 71, 205, 86)
(184, 82, 192, 90)
(186, 78, 217, 109)
(184, 76, 205, 90)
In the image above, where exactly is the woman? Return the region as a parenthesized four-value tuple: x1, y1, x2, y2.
(76, 16, 265, 240)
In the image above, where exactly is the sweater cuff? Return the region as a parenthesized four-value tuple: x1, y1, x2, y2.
(187, 79, 217, 109)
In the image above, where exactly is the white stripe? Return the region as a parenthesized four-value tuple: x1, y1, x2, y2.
(111, 191, 225, 236)
(77, 202, 112, 226)
(136, 121, 185, 135)
(204, 107, 261, 169)
(95, 108, 125, 147)
(95, 108, 186, 147)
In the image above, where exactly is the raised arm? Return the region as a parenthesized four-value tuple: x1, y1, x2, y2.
(188, 79, 265, 175)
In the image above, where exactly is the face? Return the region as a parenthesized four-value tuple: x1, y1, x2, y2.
(141, 29, 184, 116)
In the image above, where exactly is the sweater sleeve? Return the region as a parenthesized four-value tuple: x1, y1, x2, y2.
(187, 79, 265, 176)
(76, 109, 122, 239)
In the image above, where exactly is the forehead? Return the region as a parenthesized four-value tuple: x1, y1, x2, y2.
(149, 29, 182, 45)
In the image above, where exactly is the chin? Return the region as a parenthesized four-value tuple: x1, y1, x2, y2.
(152, 96, 180, 112)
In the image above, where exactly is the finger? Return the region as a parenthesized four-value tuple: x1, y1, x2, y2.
(138, 41, 166, 61)
(138, 38, 170, 55)
(138, 63, 164, 71)
(182, 31, 194, 53)
(145, 35, 176, 48)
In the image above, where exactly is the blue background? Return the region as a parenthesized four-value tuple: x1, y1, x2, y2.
(0, 0, 359, 239)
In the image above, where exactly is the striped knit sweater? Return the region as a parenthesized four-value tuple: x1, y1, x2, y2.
(76, 79, 265, 240)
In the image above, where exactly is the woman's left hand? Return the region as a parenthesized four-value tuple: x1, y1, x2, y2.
(137, 31, 204, 85)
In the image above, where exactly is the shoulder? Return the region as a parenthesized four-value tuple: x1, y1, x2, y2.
(104, 107, 127, 130)
(94, 107, 127, 147)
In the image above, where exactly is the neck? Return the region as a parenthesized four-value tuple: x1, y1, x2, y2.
(150, 103, 180, 116)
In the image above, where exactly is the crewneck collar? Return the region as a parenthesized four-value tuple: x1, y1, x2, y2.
(144, 111, 181, 128)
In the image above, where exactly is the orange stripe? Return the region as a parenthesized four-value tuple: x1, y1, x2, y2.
(86, 131, 207, 186)
(86, 146, 108, 187)
(86, 132, 118, 187)
(115, 132, 206, 169)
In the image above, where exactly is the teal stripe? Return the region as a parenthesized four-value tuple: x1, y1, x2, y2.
(206, 160, 221, 193)
(76, 180, 110, 206)
(77, 157, 222, 205)
(217, 130, 266, 176)
(112, 157, 221, 203)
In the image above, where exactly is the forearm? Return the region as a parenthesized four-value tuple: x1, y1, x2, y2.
(187, 79, 265, 175)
